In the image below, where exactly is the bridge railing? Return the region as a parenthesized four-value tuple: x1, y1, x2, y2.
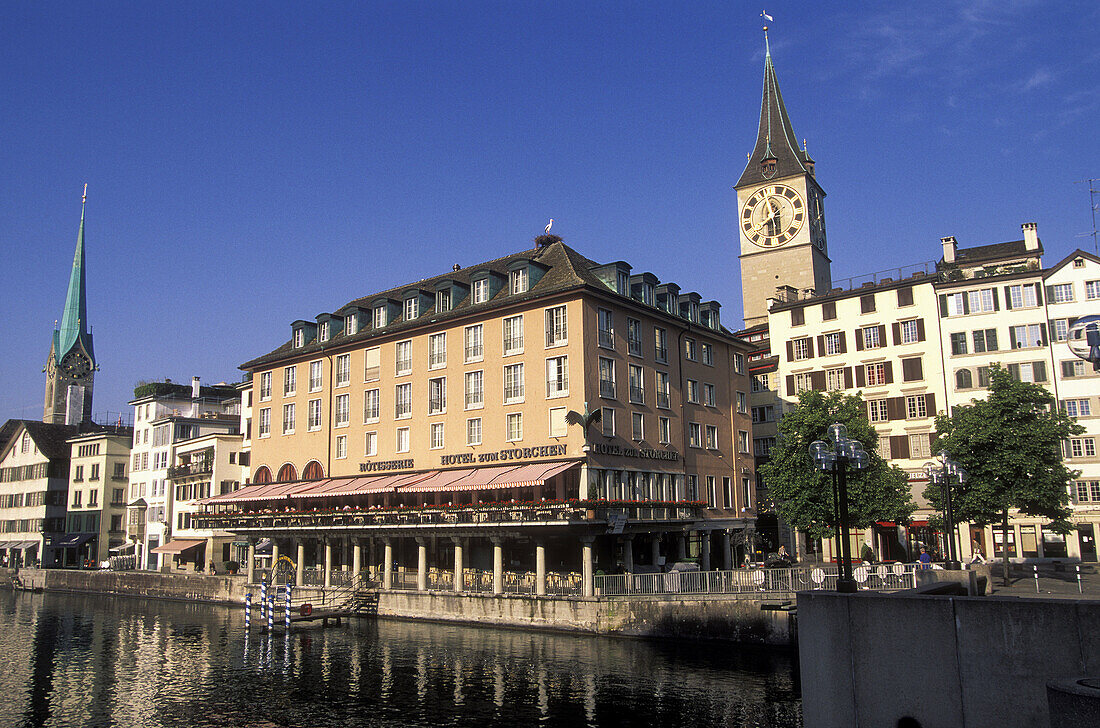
(594, 564, 917, 597)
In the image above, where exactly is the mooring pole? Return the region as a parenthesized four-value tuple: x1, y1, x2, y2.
(285, 584, 292, 630)
(267, 590, 275, 632)
(260, 576, 268, 625)
(1078, 565, 1083, 594)
(245, 592, 252, 629)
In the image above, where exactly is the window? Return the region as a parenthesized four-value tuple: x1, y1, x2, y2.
(549, 407, 568, 437)
(293, 329, 304, 348)
(1064, 399, 1092, 418)
(945, 292, 965, 316)
(654, 328, 668, 363)
(346, 315, 357, 336)
(473, 278, 489, 304)
(617, 270, 630, 295)
(754, 437, 775, 457)
(686, 379, 699, 403)
(950, 332, 968, 355)
(1076, 481, 1100, 503)
(792, 338, 812, 360)
(711, 385, 723, 409)
(504, 363, 525, 403)
(1050, 283, 1074, 303)
(319, 321, 331, 342)
(335, 435, 347, 459)
(510, 268, 528, 294)
(465, 324, 484, 362)
(1010, 324, 1044, 349)
(430, 422, 445, 449)
(465, 371, 484, 409)
(899, 320, 919, 344)
(282, 403, 296, 434)
(655, 371, 671, 408)
(824, 332, 843, 356)
(506, 413, 523, 441)
(868, 399, 889, 422)
(597, 309, 614, 348)
(862, 326, 882, 349)
(631, 412, 644, 441)
(752, 373, 769, 392)
(1008, 283, 1038, 308)
(307, 398, 322, 430)
(906, 395, 927, 419)
(738, 430, 749, 453)
(659, 417, 671, 444)
(365, 431, 378, 456)
(866, 362, 888, 386)
(858, 293, 876, 313)
(396, 427, 410, 453)
(752, 405, 774, 423)
(429, 333, 447, 369)
(73, 490, 81, 507)
(546, 356, 569, 398)
(684, 338, 697, 361)
(436, 288, 452, 313)
(335, 354, 350, 386)
(1086, 281, 1100, 300)
(428, 377, 446, 414)
(793, 372, 812, 394)
(373, 305, 387, 328)
(361, 389, 379, 423)
(309, 360, 324, 391)
(733, 352, 744, 374)
(688, 422, 701, 448)
(822, 301, 837, 320)
(466, 418, 482, 446)
(972, 329, 998, 353)
(705, 476, 716, 507)
(1052, 319, 1070, 343)
(284, 366, 297, 396)
(74, 465, 84, 482)
(259, 372, 272, 401)
(826, 368, 845, 391)
(896, 287, 914, 307)
(545, 305, 568, 347)
(259, 408, 271, 437)
(503, 315, 524, 355)
(977, 366, 993, 387)
(1069, 438, 1096, 458)
(1063, 360, 1087, 378)
(395, 383, 412, 418)
(395, 341, 412, 375)
(403, 296, 418, 321)
(877, 436, 891, 458)
(706, 425, 719, 448)
(334, 394, 349, 427)
(628, 364, 644, 403)
(909, 433, 931, 459)
(956, 369, 973, 389)
(599, 358, 616, 398)
(702, 343, 714, 366)
(619, 318, 640, 357)
(966, 288, 995, 313)
(602, 408, 616, 437)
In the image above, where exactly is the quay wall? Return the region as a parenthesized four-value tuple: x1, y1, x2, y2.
(798, 590, 1100, 728)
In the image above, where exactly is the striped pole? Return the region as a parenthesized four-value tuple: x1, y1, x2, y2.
(260, 577, 268, 625)
(267, 590, 275, 631)
(245, 592, 252, 629)
(285, 584, 292, 630)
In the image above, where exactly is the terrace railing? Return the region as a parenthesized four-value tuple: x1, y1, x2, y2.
(595, 564, 918, 597)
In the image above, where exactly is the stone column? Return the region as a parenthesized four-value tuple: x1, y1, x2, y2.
(417, 538, 428, 592)
(677, 533, 687, 561)
(650, 535, 662, 568)
(324, 539, 333, 589)
(452, 537, 464, 593)
(246, 539, 256, 583)
(296, 540, 305, 585)
(535, 542, 546, 596)
(581, 538, 595, 598)
(1067, 525, 1083, 559)
(492, 538, 504, 595)
(206, 537, 216, 573)
(622, 535, 634, 573)
(701, 531, 712, 571)
(383, 540, 393, 590)
(352, 539, 362, 580)
(271, 539, 279, 566)
(721, 530, 733, 570)
(578, 464, 591, 500)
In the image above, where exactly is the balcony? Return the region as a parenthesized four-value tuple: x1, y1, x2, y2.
(600, 380, 616, 399)
(629, 385, 645, 404)
(598, 329, 614, 348)
(168, 461, 213, 479)
(656, 391, 671, 409)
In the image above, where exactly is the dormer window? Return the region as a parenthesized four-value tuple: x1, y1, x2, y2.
(761, 156, 777, 178)
(319, 321, 331, 341)
(473, 278, 489, 304)
(641, 284, 654, 306)
(617, 271, 629, 295)
(345, 316, 357, 336)
(510, 268, 528, 295)
(437, 289, 452, 313)
(404, 297, 418, 321)
(293, 329, 304, 348)
(373, 305, 387, 328)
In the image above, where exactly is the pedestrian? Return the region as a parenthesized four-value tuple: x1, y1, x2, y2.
(918, 546, 932, 569)
(970, 543, 986, 564)
(860, 540, 876, 564)
(776, 545, 791, 565)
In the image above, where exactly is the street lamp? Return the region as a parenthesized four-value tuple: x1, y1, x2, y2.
(924, 451, 966, 569)
(810, 423, 870, 593)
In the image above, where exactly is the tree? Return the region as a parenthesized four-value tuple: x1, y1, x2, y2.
(759, 389, 915, 543)
(931, 365, 1083, 585)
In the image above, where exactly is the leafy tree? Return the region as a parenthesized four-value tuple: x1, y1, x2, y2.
(759, 389, 915, 542)
(931, 365, 1082, 585)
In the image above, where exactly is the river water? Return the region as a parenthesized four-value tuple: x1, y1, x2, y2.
(0, 591, 801, 727)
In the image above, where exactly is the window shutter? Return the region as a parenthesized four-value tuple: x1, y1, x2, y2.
(890, 435, 910, 460)
(1034, 360, 1048, 383)
(987, 329, 998, 351)
(1009, 328, 1018, 349)
(1007, 363, 1020, 380)
(883, 361, 894, 384)
(1034, 283, 1043, 305)
(891, 322, 901, 345)
(1040, 323, 1048, 347)
(939, 294, 948, 317)
(877, 325, 887, 345)
(1045, 285, 1055, 302)
(811, 371, 827, 391)
(925, 392, 936, 415)
(817, 335, 826, 355)
(786, 341, 794, 361)
(807, 338, 815, 358)
(992, 288, 999, 311)
(839, 331, 848, 354)
(1069, 316, 1079, 329)
(855, 366, 866, 388)
(844, 367, 854, 389)
(1069, 484, 1079, 506)
(855, 330, 864, 351)
(1004, 286, 1014, 310)
(916, 319, 926, 341)
(886, 398, 903, 421)
(786, 375, 795, 395)
(1063, 361, 1076, 378)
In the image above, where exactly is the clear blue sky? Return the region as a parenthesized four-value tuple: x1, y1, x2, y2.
(2, 1, 1098, 423)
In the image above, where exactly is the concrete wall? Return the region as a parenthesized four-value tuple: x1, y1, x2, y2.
(798, 590, 1100, 728)
(17, 568, 251, 604)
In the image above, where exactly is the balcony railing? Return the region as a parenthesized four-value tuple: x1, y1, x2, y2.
(600, 380, 616, 399)
(655, 346, 668, 362)
(598, 329, 614, 348)
(629, 385, 645, 404)
(656, 391, 670, 409)
(168, 461, 214, 479)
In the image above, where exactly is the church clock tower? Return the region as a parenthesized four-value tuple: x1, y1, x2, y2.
(737, 31, 831, 327)
(44, 185, 96, 424)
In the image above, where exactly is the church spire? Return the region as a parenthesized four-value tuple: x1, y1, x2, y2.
(55, 184, 94, 365)
(735, 29, 809, 189)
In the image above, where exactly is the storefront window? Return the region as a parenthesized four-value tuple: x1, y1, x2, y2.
(1019, 525, 1039, 558)
(993, 528, 1017, 558)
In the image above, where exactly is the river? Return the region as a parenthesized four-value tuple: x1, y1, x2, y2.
(0, 590, 801, 727)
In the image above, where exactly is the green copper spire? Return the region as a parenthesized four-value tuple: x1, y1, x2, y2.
(55, 185, 94, 365)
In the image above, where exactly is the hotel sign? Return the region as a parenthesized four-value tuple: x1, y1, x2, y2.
(589, 443, 680, 461)
(441, 444, 568, 466)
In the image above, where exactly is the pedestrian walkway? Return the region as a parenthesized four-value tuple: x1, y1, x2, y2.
(986, 563, 1100, 600)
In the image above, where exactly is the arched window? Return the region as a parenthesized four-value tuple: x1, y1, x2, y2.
(302, 460, 324, 481)
(955, 369, 973, 390)
(276, 463, 298, 483)
(253, 466, 272, 484)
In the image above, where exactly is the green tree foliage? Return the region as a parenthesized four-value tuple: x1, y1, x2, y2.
(931, 365, 1082, 583)
(759, 389, 915, 541)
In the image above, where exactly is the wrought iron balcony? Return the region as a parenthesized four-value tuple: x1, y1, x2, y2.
(168, 461, 213, 479)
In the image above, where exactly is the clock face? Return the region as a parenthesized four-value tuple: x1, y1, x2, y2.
(741, 184, 806, 248)
(60, 351, 91, 378)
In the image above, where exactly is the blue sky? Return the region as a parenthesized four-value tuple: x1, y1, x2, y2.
(2, 1, 1098, 423)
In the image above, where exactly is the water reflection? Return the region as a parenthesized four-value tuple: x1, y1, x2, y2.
(0, 591, 801, 727)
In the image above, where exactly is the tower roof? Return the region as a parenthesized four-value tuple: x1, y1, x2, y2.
(735, 34, 810, 189)
(54, 187, 94, 365)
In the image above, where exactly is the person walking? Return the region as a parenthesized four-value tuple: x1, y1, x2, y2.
(918, 547, 932, 569)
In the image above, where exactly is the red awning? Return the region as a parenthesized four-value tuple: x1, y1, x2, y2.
(398, 460, 579, 493)
(150, 539, 204, 555)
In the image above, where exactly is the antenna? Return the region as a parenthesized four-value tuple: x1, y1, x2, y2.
(1076, 178, 1099, 255)
(82, 183, 87, 204)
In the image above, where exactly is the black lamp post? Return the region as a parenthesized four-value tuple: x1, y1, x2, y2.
(810, 423, 869, 593)
(924, 451, 966, 569)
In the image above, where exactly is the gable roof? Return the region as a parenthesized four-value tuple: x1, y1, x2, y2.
(949, 238, 1041, 267)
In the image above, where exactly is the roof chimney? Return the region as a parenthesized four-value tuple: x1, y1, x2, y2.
(191, 376, 201, 399)
(941, 236, 957, 264)
(1022, 222, 1039, 251)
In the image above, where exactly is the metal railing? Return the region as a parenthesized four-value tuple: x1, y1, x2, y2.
(595, 564, 918, 597)
(387, 568, 584, 597)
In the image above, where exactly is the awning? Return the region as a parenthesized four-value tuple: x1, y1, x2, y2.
(109, 542, 136, 553)
(0, 541, 16, 549)
(398, 461, 579, 493)
(150, 539, 204, 555)
(50, 534, 96, 549)
(256, 538, 273, 554)
(15, 541, 39, 550)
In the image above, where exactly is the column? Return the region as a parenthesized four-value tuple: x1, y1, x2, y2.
(581, 538, 594, 598)
(324, 539, 333, 589)
(383, 539, 393, 590)
(492, 538, 504, 595)
(352, 539, 362, 580)
(1067, 525, 1083, 560)
(206, 536, 216, 573)
(452, 537, 464, 593)
(650, 535, 662, 568)
(721, 530, 733, 571)
(246, 539, 256, 583)
(677, 534, 687, 561)
(535, 542, 546, 596)
(271, 539, 279, 566)
(417, 538, 428, 592)
(622, 535, 634, 573)
(701, 531, 712, 571)
(578, 464, 591, 500)
(296, 540, 305, 585)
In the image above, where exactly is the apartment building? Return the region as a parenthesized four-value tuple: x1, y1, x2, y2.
(63, 428, 132, 565)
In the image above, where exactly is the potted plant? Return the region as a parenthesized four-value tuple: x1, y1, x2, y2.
(223, 560, 240, 575)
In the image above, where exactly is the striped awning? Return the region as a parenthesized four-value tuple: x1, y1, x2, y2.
(150, 539, 204, 555)
(398, 461, 579, 493)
